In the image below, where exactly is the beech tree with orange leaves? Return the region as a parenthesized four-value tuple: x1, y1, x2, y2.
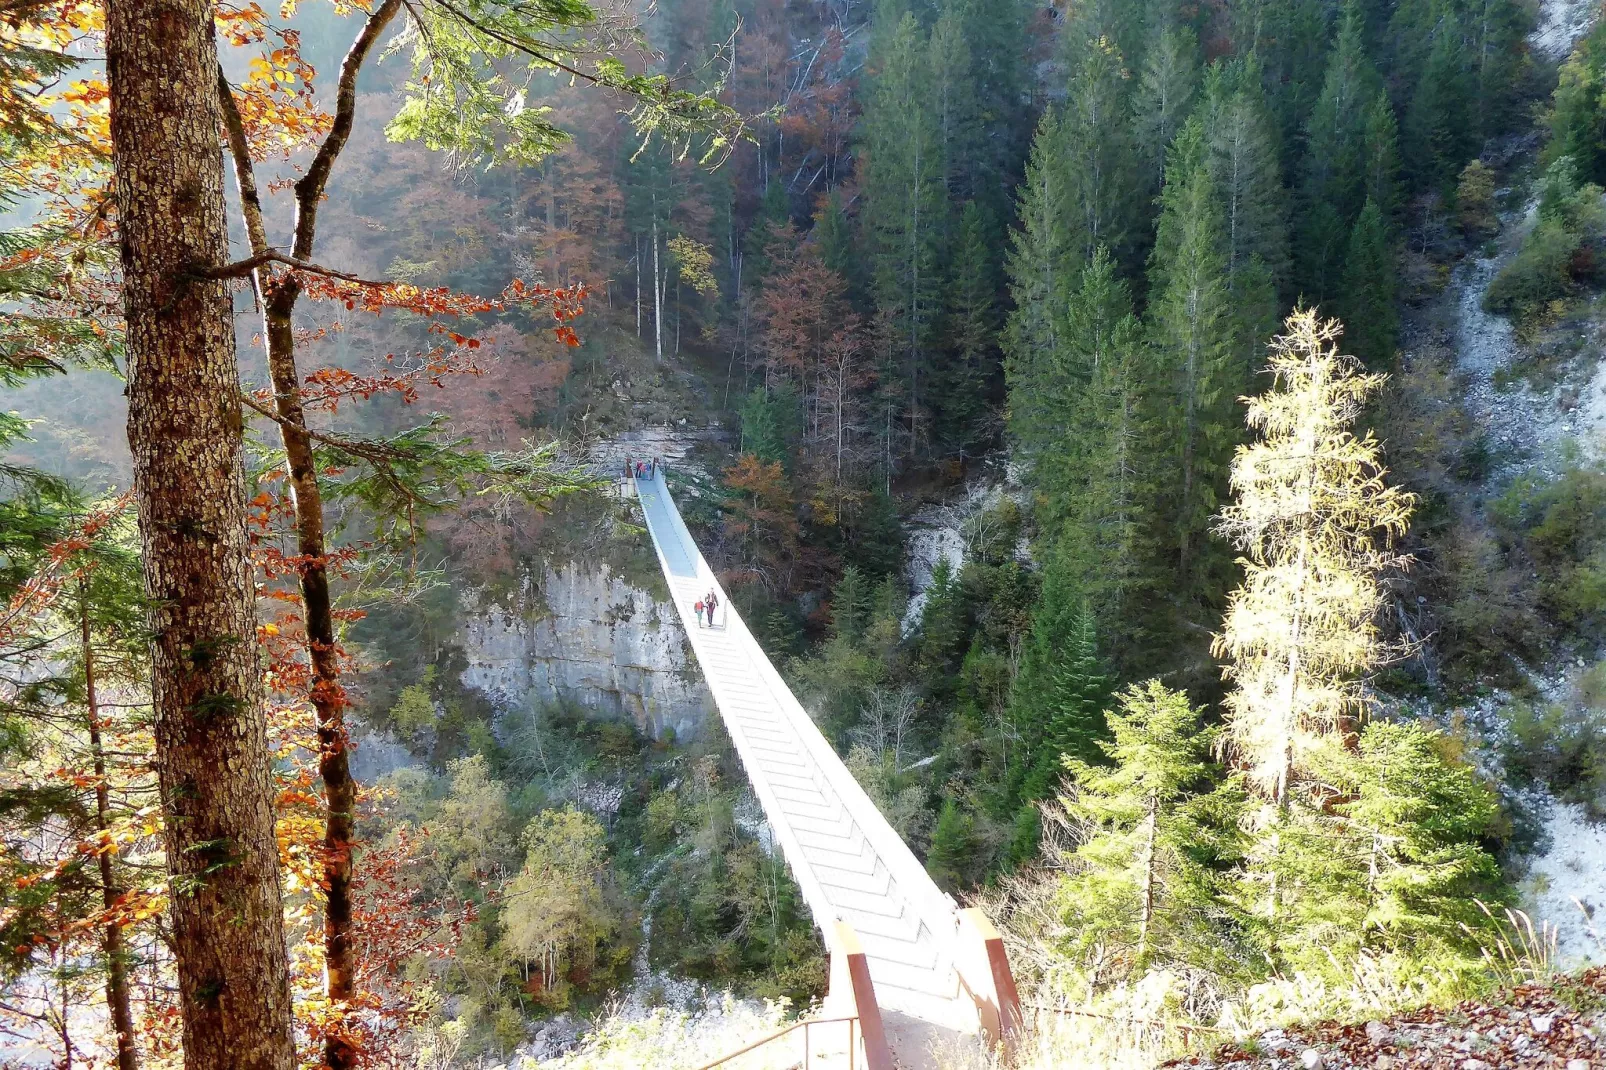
(6, 1, 743, 1066)
(205, 5, 738, 1062)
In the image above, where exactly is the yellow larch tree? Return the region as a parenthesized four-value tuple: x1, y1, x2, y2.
(1213, 309, 1415, 804)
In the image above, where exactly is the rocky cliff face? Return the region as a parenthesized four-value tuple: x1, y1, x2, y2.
(456, 562, 713, 741)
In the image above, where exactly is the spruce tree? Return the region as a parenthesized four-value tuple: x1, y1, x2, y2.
(1061, 27, 1141, 270)
(1147, 117, 1243, 598)
(1008, 550, 1111, 807)
(861, 8, 946, 458)
(1392, 0, 1532, 147)
(1071, 255, 1156, 650)
(831, 565, 872, 643)
(1340, 200, 1398, 368)
(1404, 16, 1475, 193)
(1133, 26, 1201, 196)
(1256, 0, 1330, 165)
(817, 191, 867, 309)
(1213, 309, 1415, 802)
(926, 796, 976, 891)
(1296, 2, 1385, 299)
(1546, 20, 1606, 185)
(1003, 109, 1073, 458)
(1203, 56, 1290, 296)
(1244, 722, 1502, 976)
(1361, 90, 1402, 226)
(944, 0, 1033, 226)
(928, 5, 981, 206)
(1030, 248, 1136, 535)
(1056, 680, 1237, 974)
(1027, 248, 1158, 654)
(1202, 56, 1288, 374)
(936, 202, 999, 458)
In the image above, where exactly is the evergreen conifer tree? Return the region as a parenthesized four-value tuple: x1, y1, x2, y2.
(816, 192, 867, 309)
(936, 202, 999, 458)
(739, 384, 803, 470)
(1546, 20, 1606, 184)
(1056, 680, 1238, 974)
(1242, 721, 1502, 975)
(742, 180, 791, 288)
(926, 796, 976, 891)
(1133, 26, 1201, 196)
(1024, 249, 1158, 654)
(1296, 2, 1385, 299)
(1008, 551, 1110, 807)
(943, 0, 1033, 227)
(1147, 117, 1244, 596)
(1202, 56, 1288, 373)
(928, 6, 981, 206)
(1361, 90, 1402, 226)
(1203, 56, 1290, 296)
(1404, 17, 1475, 193)
(1340, 200, 1398, 368)
(831, 565, 871, 643)
(1029, 248, 1135, 535)
(862, 8, 946, 458)
(1003, 109, 1073, 456)
(1256, 0, 1330, 164)
(1071, 255, 1156, 648)
(1061, 27, 1141, 269)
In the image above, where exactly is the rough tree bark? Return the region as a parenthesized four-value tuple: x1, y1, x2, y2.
(104, 1, 297, 1067)
(218, 4, 401, 1065)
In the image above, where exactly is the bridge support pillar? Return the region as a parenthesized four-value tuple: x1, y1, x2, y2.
(955, 908, 1023, 1056)
(827, 922, 894, 1070)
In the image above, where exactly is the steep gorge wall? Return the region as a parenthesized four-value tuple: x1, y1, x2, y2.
(456, 561, 714, 740)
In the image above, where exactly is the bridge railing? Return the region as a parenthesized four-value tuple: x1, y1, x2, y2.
(634, 472, 1022, 1051)
(697, 923, 894, 1070)
(643, 475, 962, 952)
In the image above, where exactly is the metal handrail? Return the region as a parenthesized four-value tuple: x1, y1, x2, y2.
(693, 1014, 860, 1070)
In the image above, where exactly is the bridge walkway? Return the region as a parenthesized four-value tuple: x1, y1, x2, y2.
(631, 471, 967, 1026)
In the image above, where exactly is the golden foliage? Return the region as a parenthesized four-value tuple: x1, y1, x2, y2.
(1213, 309, 1415, 801)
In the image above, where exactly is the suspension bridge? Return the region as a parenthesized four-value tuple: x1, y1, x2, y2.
(631, 469, 1019, 1068)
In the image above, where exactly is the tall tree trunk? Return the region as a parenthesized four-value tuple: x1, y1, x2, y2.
(546, 171, 558, 284)
(1137, 798, 1158, 962)
(105, 1, 297, 1065)
(218, 6, 400, 1065)
(81, 580, 139, 1070)
(652, 200, 664, 362)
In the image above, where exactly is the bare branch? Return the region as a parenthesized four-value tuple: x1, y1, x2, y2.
(293, 0, 406, 260)
(216, 67, 271, 259)
(198, 251, 392, 288)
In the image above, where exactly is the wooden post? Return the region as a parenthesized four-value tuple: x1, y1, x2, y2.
(829, 922, 894, 1070)
(955, 908, 1023, 1055)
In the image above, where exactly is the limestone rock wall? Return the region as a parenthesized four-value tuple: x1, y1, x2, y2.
(456, 562, 713, 740)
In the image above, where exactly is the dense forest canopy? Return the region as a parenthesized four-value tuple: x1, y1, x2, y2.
(5, 0, 1606, 1065)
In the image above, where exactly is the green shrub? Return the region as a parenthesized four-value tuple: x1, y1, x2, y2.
(1485, 158, 1606, 326)
(1493, 462, 1606, 636)
(1484, 217, 1587, 318)
(1504, 700, 1606, 816)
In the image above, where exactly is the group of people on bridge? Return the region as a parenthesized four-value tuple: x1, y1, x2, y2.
(693, 590, 720, 629)
(624, 454, 662, 481)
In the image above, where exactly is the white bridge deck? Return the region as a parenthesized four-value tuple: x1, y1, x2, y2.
(632, 473, 968, 1025)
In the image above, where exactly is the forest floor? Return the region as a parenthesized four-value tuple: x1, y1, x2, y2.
(1171, 968, 1606, 1070)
